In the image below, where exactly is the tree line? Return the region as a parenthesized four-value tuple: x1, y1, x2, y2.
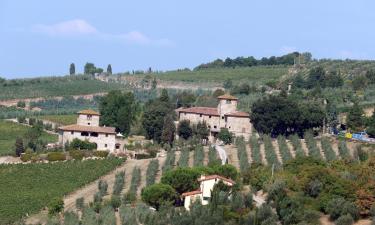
(195, 52, 312, 70)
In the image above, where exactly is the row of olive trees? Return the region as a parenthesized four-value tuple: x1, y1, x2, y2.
(146, 159, 159, 186)
(235, 137, 250, 173)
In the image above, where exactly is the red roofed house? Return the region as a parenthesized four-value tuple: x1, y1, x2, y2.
(58, 110, 117, 152)
(176, 94, 251, 142)
(182, 174, 235, 210)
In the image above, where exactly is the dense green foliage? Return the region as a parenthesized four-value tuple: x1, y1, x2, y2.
(146, 159, 160, 186)
(0, 158, 123, 224)
(141, 183, 177, 210)
(289, 134, 305, 157)
(99, 90, 137, 135)
(193, 145, 205, 167)
(251, 95, 325, 136)
(249, 134, 262, 164)
(235, 137, 250, 173)
(263, 135, 280, 167)
(177, 120, 193, 140)
(218, 128, 233, 144)
(277, 135, 292, 163)
(162, 150, 176, 173)
(161, 167, 200, 195)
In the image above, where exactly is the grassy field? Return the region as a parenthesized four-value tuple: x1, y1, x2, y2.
(0, 120, 58, 156)
(120, 66, 289, 85)
(0, 158, 124, 224)
(0, 77, 125, 100)
(37, 114, 77, 125)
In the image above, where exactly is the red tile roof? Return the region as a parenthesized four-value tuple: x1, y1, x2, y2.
(77, 109, 100, 116)
(225, 111, 250, 117)
(217, 94, 238, 100)
(197, 175, 236, 185)
(181, 189, 202, 197)
(176, 107, 219, 116)
(59, 124, 116, 134)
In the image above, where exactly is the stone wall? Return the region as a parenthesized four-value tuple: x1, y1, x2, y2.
(77, 114, 100, 126)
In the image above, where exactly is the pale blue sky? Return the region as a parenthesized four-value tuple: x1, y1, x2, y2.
(0, 0, 374, 78)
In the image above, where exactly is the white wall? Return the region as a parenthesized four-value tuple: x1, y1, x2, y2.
(61, 131, 116, 152)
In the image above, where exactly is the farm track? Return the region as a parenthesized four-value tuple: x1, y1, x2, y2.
(259, 143, 267, 165)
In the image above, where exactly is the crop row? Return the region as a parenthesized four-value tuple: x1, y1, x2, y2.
(263, 135, 280, 167)
(277, 136, 292, 163)
(178, 148, 190, 167)
(320, 137, 337, 161)
(162, 150, 175, 174)
(249, 134, 262, 164)
(193, 145, 205, 167)
(236, 137, 250, 173)
(146, 159, 159, 186)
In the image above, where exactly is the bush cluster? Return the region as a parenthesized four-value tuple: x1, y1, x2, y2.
(47, 152, 66, 161)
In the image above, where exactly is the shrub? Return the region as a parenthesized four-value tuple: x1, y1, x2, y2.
(99, 206, 116, 225)
(321, 137, 337, 161)
(146, 159, 159, 186)
(304, 179, 322, 198)
(218, 128, 233, 144)
(75, 197, 84, 210)
(141, 183, 177, 210)
(113, 171, 125, 195)
(110, 195, 121, 210)
(304, 131, 321, 159)
(69, 150, 84, 160)
(177, 120, 192, 140)
(63, 211, 80, 225)
(208, 145, 220, 166)
(98, 180, 108, 195)
(81, 208, 97, 225)
(161, 167, 200, 194)
(290, 134, 305, 157)
(236, 137, 250, 173)
(335, 214, 354, 225)
(250, 134, 262, 164)
(70, 138, 97, 150)
(263, 135, 280, 167)
(193, 145, 205, 167)
(338, 141, 351, 159)
(277, 135, 292, 163)
(162, 150, 175, 173)
(48, 197, 64, 215)
(326, 198, 359, 221)
(178, 147, 189, 167)
(20, 153, 32, 162)
(47, 152, 66, 161)
(93, 150, 109, 158)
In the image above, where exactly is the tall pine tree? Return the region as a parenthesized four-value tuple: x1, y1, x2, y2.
(69, 63, 75, 75)
(107, 64, 112, 75)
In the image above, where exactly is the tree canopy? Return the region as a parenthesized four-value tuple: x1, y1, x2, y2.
(99, 90, 137, 136)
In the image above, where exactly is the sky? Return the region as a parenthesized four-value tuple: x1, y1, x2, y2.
(0, 0, 374, 78)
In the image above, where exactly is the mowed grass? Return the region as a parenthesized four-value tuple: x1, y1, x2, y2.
(0, 158, 124, 224)
(37, 114, 77, 125)
(154, 66, 288, 84)
(0, 120, 58, 156)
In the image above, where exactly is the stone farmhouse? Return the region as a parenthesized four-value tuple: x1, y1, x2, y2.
(176, 94, 251, 142)
(58, 110, 118, 152)
(182, 175, 235, 210)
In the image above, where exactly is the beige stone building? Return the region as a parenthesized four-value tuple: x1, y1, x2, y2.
(182, 175, 235, 210)
(176, 94, 251, 141)
(58, 110, 118, 152)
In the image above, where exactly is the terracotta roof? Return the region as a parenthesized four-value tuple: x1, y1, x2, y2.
(181, 189, 202, 197)
(217, 94, 238, 100)
(176, 107, 219, 116)
(225, 111, 250, 117)
(59, 124, 116, 134)
(77, 109, 100, 116)
(197, 175, 236, 185)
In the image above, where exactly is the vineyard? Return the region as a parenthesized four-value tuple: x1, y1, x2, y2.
(0, 158, 123, 224)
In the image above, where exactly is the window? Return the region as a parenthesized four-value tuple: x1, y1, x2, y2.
(87, 115, 92, 120)
(81, 132, 89, 136)
(226, 100, 231, 104)
(91, 132, 98, 137)
(203, 196, 210, 201)
(105, 144, 108, 148)
(71, 131, 74, 135)
(214, 125, 217, 129)
(209, 115, 211, 118)
(87, 123, 91, 125)
(221, 116, 224, 119)
(200, 114, 202, 117)
(208, 125, 211, 128)
(105, 134, 108, 137)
